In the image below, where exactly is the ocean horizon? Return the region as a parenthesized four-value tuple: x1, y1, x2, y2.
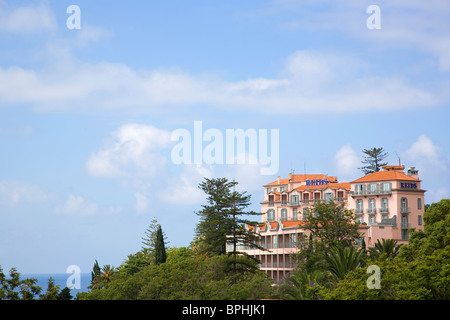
(21, 273, 91, 299)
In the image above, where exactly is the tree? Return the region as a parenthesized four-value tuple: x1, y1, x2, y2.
(39, 277, 60, 300)
(359, 147, 388, 175)
(0, 267, 41, 300)
(195, 177, 265, 275)
(368, 239, 400, 260)
(154, 225, 167, 265)
(226, 184, 266, 276)
(301, 200, 361, 251)
(195, 177, 236, 256)
(57, 287, 73, 300)
(141, 218, 169, 255)
(295, 200, 362, 283)
(323, 246, 366, 282)
(277, 269, 320, 300)
(89, 259, 102, 290)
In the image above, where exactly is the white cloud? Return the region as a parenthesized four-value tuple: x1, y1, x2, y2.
(55, 194, 123, 216)
(134, 191, 149, 213)
(0, 48, 440, 115)
(0, 1, 57, 34)
(404, 135, 447, 172)
(268, 0, 450, 72)
(86, 124, 172, 178)
(333, 144, 360, 181)
(0, 180, 49, 207)
(403, 135, 450, 203)
(159, 164, 213, 205)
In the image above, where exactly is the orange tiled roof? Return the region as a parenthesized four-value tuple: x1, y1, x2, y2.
(265, 174, 337, 186)
(352, 170, 419, 183)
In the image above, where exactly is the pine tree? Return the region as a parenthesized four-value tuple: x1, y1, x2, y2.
(141, 218, 169, 255)
(154, 225, 167, 265)
(39, 277, 60, 300)
(195, 177, 265, 275)
(57, 287, 73, 300)
(359, 147, 388, 175)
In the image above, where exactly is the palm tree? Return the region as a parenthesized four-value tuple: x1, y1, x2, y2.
(369, 239, 399, 260)
(324, 246, 366, 282)
(277, 269, 319, 300)
(101, 265, 116, 282)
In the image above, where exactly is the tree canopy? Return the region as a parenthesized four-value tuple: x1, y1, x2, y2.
(359, 147, 388, 175)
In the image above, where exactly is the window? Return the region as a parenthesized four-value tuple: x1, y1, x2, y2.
(354, 184, 366, 195)
(369, 215, 376, 225)
(368, 198, 376, 214)
(418, 215, 423, 225)
(280, 187, 285, 192)
(380, 182, 392, 194)
(356, 199, 363, 213)
(302, 207, 310, 221)
(418, 198, 422, 210)
(355, 184, 366, 195)
(368, 183, 379, 194)
(267, 188, 271, 194)
(281, 208, 287, 221)
(267, 209, 275, 221)
(291, 194, 299, 205)
(401, 198, 408, 213)
(292, 208, 297, 220)
(380, 198, 388, 213)
(324, 192, 334, 201)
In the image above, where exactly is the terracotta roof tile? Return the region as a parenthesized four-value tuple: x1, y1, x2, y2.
(352, 170, 419, 183)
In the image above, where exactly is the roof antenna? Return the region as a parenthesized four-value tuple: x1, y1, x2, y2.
(395, 152, 401, 166)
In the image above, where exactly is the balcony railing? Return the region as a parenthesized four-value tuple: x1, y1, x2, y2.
(401, 222, 410, 229)
(401, 207, 410, 214)
(353, 189, 392, 196)
(379, 207, 389, 214)
(366, 208, 377, 215)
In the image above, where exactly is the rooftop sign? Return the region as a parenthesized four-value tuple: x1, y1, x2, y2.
(306, 179, 328, 186)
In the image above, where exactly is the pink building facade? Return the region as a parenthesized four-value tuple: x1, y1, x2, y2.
(229, 165, 425, 284)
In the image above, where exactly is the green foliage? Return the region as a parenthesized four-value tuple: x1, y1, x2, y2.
(194, 177, 265, 276)
(318, 198, 450, 300)
(323, 246, 366, 282)
(78, 248, 274, 300)
(57, 287, 73, 300)
(0, 267, 42, 300)
(154, 225, 167, 265)
(39, 277, 60, 300)
(359, 147, 388, 175)
(368, 239, 400, 260)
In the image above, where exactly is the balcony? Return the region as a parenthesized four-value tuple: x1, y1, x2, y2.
(379, 207, 389, 214)
(353, 189, 392, 197)
(401, 222, 410, 229)
(366, 208, 377, 215)
(401, 207, 410, 214)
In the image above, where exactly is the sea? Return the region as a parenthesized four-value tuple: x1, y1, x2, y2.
(21, 273, 92, 299)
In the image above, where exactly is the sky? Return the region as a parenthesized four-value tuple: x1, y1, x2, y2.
(0, 0, 449, 274)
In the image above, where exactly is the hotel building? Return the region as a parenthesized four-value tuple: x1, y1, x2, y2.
(229, 165, 425, 284)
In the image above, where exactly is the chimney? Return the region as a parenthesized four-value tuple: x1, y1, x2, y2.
(288, 172, 292, 181)
(277, 176, 280, 184)
(407, 167, 419, 179)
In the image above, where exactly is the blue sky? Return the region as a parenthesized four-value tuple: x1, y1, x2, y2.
(0, 0, 449, 274)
